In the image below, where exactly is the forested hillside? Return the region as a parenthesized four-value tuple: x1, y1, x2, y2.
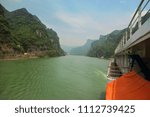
(87, 30, 126, 58)
(0, 4, 64, 59)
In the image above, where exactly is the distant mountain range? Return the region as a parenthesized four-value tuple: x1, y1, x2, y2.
(87, 30, 125, 58)
(69, 30, 125, 58)
(1, 3, 148, 59)
(0, 4, 64, 59)
(70, 39, 94, 55)
(61, 45, 74, 54)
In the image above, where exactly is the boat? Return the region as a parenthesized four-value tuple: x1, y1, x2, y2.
(106, 0, 150, 100)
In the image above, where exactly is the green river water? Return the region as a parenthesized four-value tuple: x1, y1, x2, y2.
(0, 55, 109, 100)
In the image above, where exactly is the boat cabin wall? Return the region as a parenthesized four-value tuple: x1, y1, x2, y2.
(115, 38, 150, 75)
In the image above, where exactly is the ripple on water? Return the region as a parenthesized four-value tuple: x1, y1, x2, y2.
(0, 56, 109, 99)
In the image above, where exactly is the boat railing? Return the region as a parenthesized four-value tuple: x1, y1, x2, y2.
(115, 0, 150, 54)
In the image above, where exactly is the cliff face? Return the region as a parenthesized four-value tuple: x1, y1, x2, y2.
(0, 4, 64, 59)
(68, 30, 125, 57)
(87, 30, 125, 58)
(69, 30, 125, 58)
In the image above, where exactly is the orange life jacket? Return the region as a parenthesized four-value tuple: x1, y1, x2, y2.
(106, 71, 150, 100)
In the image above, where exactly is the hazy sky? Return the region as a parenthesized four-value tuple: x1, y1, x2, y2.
(0, 0, 141, 46)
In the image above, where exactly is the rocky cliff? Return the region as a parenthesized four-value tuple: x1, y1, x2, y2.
(0, 4, 65, 59)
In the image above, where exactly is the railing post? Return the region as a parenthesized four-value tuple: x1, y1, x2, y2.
(125, 31, 128, 42)
(120, 39, 122, 48)
(122, 36, 124, 45)
(129, 25, 132, 38)
(123, 35, 125, 45)
(124, 34, 126, 44)
(138, 6, 142, 28)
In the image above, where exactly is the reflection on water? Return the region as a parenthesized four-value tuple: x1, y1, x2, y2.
(0, 55, 109, 99)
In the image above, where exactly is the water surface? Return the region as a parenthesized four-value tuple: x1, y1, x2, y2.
(0, 55, 109, 99)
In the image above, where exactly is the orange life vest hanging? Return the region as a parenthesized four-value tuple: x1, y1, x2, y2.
(106, 71, 150, 100)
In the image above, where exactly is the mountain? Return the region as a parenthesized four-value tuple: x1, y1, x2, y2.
(0, 4, 65, 59)
(87, 11, 150, 58)
(69, 30, 125, 57)
(61, 45, 74, 54)
(70, 39, 94, 55)
(0, 4, 14, 57)
(87, 29, 126, 58)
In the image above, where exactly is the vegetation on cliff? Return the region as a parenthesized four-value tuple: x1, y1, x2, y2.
(0, 4, 64, 58)
(69, 30, 125, 58)
(87, 30, 125, 58)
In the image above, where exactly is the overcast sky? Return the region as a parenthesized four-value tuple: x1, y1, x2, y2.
(0, 0, 141, 46)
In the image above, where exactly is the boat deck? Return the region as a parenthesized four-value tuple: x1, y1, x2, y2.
(107, 60, 122, 82)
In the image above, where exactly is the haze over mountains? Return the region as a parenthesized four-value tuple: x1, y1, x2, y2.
(0, 3, 125, 59)
(70, 39, 94, 55)
(87, 30, 125, 58)
(1, 3, 147, 59)
(0, 4, 64, 59)
(69, 30, 125, 58)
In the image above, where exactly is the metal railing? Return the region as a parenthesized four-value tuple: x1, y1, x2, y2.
(115, 0, 150, 54)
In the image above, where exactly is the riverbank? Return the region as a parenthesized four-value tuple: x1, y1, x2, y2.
(0, 51, 66, 61)
(0, 56, 38, 61)
(0, 53, 39, 61)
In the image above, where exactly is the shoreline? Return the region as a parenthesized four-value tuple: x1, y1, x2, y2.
(0, 56, 39, 61)
(0, 54, 66, 61)
(0, 55, 109, 61)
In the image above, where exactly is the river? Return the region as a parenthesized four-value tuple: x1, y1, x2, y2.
(0, 55, 109, 100)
